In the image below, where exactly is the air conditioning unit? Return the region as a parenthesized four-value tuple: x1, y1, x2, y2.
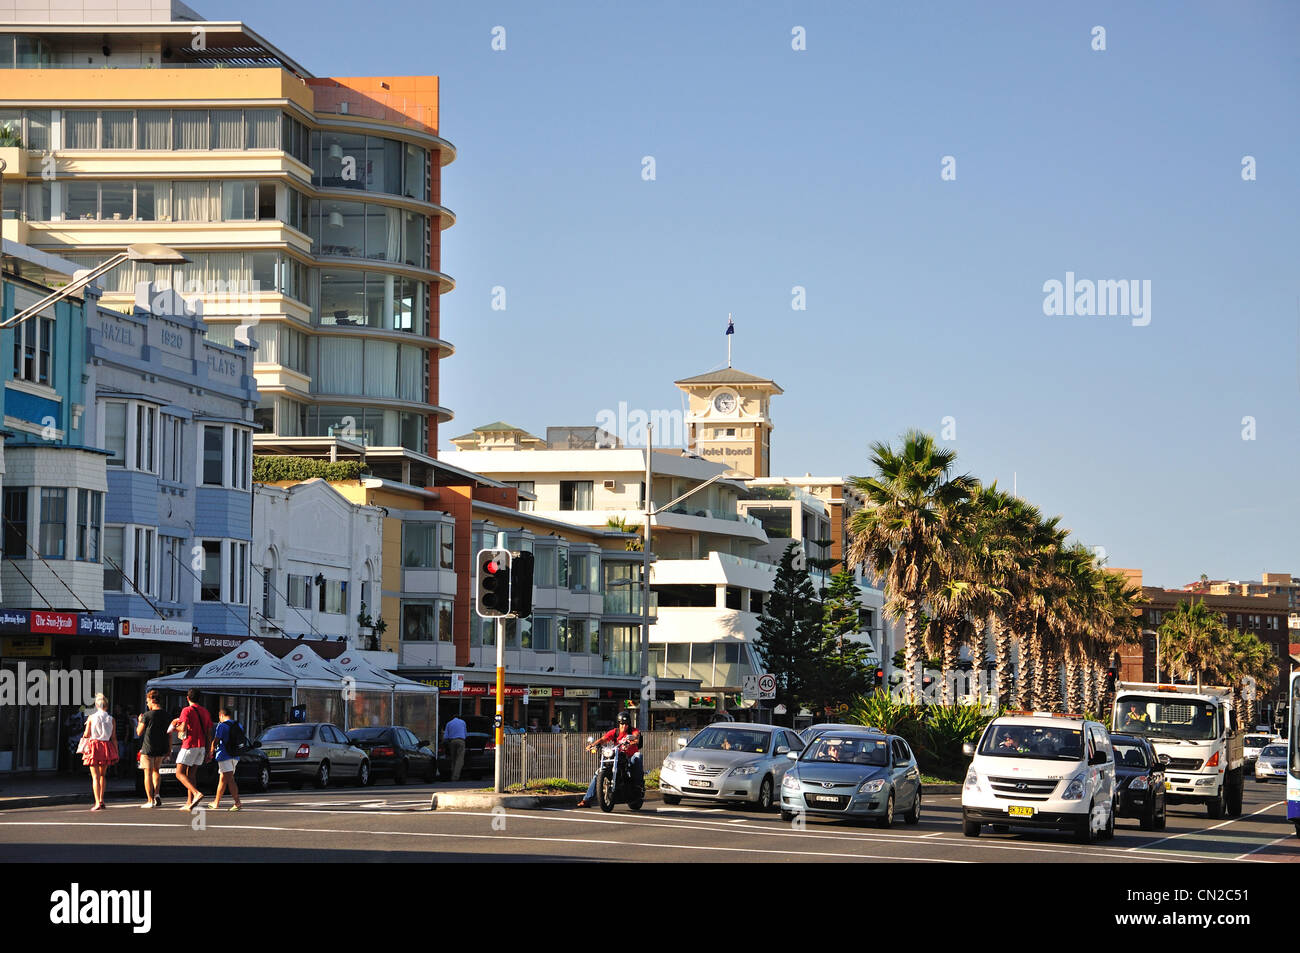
(603, 480, 616, 490)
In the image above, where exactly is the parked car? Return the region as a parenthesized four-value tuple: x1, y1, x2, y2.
(347, 726, 437, 784)
(780, 729, 921, 827)
(438, 716, 496, 781)
(1254, 743, 1288, 783)
(256, 723, 371, 789)
(658, 724, 803, 810)
(137, 735, 272, 796)
(1109, 733, 1167, 830)
(798, 722, 882, 745)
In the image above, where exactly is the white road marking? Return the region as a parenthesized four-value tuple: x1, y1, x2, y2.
(1130, 800, 1283, 851)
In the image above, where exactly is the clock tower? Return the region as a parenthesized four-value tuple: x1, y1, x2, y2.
(673, 368, 782, 478)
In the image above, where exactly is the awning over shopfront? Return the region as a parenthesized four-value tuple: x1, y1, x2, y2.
(147, 640, 297, 692)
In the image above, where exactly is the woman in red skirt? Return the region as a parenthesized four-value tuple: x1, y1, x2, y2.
(80, 693, 119, 811)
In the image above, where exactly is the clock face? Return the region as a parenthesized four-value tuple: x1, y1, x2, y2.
(713, 392, 737, 414)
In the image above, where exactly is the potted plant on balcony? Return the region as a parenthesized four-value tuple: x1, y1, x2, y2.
(357, 601, 387, 651)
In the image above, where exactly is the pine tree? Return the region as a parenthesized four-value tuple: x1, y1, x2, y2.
(754, 543, 822, 725)
(799, 569, 875, 717)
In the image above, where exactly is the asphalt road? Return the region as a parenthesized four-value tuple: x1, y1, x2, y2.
(1, 780, 1295, 863)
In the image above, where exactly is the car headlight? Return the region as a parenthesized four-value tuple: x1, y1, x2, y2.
(1062, 774, 1085, 800)
(662, 758, 678, 772)
(730, 764, 760, 777)
(964, 768, 980, 790)
(1128, 776, 1148, 790)
(858, 778, 886, 794)
(782, 773, 801, 790)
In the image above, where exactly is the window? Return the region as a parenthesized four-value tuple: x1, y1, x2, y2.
(76, 490, 101, 561)
(13, 316, 53, 386)
(37, 489, 66, 559)
(320, 579, 346, 614)
(559, 480, 593, 511)
(200, 540, 222, 601)
(159, 536, 182, 602)
(202, 425, 223, 485)
(507, 481, 535, 512)
(161, 415, 183, 482)
(135, 405, 157, 472)
(439, 523, 454, 570)
(287, 574, 310, 610)
(229, 541, 247, 605)
(570, 552, 590, 592)
(403, 524, 437, 568)
(534, 545, 557, 588)
(437, 599, 453, 643)
(132, 527, 154, 595)
(233, 429, 250, 490)
(3, 488, 29, 559)
(402, 603, 434, 641)
(102, 526, 124, 591)
(531, 615, 554, 652)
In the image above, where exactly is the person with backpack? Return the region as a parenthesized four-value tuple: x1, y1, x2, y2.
(170, 688, 213, 812)
(208, 707, 245, 812)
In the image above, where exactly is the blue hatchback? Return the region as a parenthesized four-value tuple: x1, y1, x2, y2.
(780, 730, 922, 827)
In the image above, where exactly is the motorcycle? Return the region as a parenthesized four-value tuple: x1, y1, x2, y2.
(587, 736, 644, 812)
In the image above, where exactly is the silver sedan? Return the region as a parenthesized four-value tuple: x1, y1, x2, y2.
(659, 724, 804, 811)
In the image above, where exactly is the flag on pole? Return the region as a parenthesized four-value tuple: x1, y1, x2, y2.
(725, 317, 734, 336)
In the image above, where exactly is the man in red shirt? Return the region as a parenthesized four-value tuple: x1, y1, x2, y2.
(578, 710, 643, 807)
(170, 689, 213, 811)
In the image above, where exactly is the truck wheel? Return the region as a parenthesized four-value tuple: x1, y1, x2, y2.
(1293, 820, 1299, 839)
(1226, 773, 1243, 816)
(1206, 789, 1224, 819)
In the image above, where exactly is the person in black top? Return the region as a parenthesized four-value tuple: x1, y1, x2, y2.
(136, 690, 172, 808)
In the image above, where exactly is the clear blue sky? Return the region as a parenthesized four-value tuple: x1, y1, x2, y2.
(217, 0, 1299, 588)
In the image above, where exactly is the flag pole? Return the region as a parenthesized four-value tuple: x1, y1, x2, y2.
(727, 312, 732, 368)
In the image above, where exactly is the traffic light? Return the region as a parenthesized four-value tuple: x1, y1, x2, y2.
(510, 550, 534, 619)
(1104, 667, 1118, 693)
(476, 548, 511, 617)
(873, 668, 885, 689)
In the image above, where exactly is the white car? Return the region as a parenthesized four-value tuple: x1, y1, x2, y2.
(1254, 743, 1288, 782)
(962, 712, 1116, 843)
(1244, 733, 1279, 773)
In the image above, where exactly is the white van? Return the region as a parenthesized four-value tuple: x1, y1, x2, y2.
(962, 712, 1116, 843)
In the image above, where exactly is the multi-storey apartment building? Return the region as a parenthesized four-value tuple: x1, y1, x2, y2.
(0, 0, 455, 452)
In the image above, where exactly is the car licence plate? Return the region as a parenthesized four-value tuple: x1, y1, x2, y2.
(813, 795, 839, 803)
(1008, 805, 1035, 817)
(1164, 780, 1172, 790)
(160, 766, 176, 775)
(265, 748, 286, 759)
(688, 779, 712, 788)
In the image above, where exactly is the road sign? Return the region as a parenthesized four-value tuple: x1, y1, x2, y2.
(774, 704, 787, 715)
(450, 673, 464, 692)
(757, 673, 777, 700)
(741, 675, 759, 701)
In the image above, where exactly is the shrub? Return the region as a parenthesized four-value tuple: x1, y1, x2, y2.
(253, 455, 364, 483)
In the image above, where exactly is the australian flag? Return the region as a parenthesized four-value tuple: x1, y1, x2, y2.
(725, 317, 734, 336)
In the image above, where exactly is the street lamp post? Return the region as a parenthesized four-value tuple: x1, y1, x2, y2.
(0, 242, 189, 330)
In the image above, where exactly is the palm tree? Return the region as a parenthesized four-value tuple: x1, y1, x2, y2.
(846, 431, 975, 702)
(1158, 600, 1230, 689)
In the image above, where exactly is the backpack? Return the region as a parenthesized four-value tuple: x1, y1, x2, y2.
(225, 721, 247, 755)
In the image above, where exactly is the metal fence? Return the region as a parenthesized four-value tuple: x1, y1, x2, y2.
(496, 731, 685, 787)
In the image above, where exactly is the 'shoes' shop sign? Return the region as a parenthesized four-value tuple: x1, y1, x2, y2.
(0, 611, 119, 638)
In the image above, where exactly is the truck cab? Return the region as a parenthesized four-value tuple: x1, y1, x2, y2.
(1112, 681, 1245, 818)
(961, 712, 1115, 843)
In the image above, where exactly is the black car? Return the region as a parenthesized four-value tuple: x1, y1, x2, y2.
(135, 735, 272, 796)
(437, 716, 496, 781)
(1110, 733, 1166, 831)
(347, 726, 437, 784)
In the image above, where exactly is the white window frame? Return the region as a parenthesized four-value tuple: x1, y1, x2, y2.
(158, 534, 183, 603)
(160, 413, 184, 483)
(104, 522, 155, 595)
(196, 423, 252, 491)
(100, 398, 162, 474)
(195, 538, 248, 604)
(13, 316, 54, 387)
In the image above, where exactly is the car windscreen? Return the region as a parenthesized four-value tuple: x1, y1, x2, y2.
(347, 728, 389, 741)
(1111, 740, 1149, 768)
(1260, 745, 1286, 758)
(686, 727, 771, 753)
(1245, 735, 1273, 748)
(1114, 696, 1219, 741)
(803, 736, 889, 766)
(979, 725, 1083, 761)
(258, 725, 314, 742)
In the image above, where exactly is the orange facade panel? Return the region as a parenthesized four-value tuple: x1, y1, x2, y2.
(307, 76, 439, 134)
(0, 67, 313, 111)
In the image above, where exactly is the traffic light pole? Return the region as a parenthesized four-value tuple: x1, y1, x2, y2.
(493, 531, 509, 794)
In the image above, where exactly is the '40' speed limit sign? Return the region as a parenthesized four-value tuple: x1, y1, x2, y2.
(757, 674, 777, 699)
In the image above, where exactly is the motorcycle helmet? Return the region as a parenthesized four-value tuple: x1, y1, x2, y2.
(617, 710, 631, 727)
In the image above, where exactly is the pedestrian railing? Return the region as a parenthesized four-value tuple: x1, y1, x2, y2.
(496, 730, 688, 787)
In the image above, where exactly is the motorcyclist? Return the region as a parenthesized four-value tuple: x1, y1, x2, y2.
(578, 710, 643, 808)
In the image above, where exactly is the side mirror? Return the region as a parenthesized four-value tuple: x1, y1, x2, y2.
(786, 750, 799, 761)
(962, 743, 975, 757)
(419, 739, 429, 748)
(775, 746, 789, 755)
(251, 740, 262, 749)
(676, 737, 688, 749)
